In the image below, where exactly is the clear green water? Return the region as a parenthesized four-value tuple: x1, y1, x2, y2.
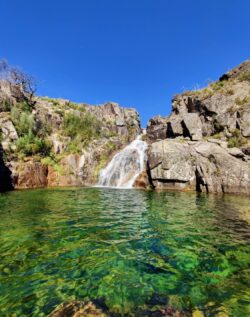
(0, 188, 249, 317)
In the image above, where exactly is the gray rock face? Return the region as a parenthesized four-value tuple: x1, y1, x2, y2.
(147, 116, 168, 141)
(0, 89, 142, 190)
(84, 102, 141, 140)
(147, 139, 250, 195)
(0, 113, 18, 150)
(146, 59, 250, 194)
(147, 60, 250, 142)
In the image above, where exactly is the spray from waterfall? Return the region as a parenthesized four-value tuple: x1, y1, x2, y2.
(97, 135, 147, 188)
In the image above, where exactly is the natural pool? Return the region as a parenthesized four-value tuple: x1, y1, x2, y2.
(0, 188, 249, 316)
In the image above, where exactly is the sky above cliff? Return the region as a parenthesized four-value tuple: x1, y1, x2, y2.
(0, 0, 250, 126)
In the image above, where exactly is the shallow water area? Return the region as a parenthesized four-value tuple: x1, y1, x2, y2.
(0, 187, 249, 316)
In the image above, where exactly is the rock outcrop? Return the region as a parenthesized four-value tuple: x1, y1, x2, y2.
(0, 84, 141, 190)
(148, 139, 250, 194)
(146, 59, 250, 194)
(1, 59, 250, 195)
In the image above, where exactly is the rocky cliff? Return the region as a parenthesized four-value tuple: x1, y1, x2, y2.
(0, 79, 141, 189)
(1, 59, 250, 195)
(146, 59, 250, 194)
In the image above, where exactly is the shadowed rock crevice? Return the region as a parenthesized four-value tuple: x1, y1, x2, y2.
(0, 146, 13, 192)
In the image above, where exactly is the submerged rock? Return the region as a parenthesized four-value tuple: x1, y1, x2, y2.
(48, 301, 108, 317)
(48, 301, 187, 317)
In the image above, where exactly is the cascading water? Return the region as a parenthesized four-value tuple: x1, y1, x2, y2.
(98, 135, 148, 188)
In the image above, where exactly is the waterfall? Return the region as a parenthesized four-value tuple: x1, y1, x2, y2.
(98, 136, 148, 188)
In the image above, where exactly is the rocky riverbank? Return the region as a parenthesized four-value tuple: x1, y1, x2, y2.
(0, 59, 250, 194)
(0, 78, 141, 190)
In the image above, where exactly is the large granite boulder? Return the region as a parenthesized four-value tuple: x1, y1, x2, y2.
(147, 115, 168, 141)
(148, 139, 250, 195)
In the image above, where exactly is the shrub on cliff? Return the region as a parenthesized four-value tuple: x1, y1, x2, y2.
(0, 59, 37, 107)
(16, 133, 51, 156)
(11, 107, 35, 136)
(62, 112, 101, 150)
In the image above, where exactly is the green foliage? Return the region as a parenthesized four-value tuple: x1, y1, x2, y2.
(17, 101, 31, 112)
(210, 81, 225, 91)
(235, 96, 250, 106)
(212, 132, 224, 139)
(41, 97, 60, 107)
(41, 156, 62, 175)
(11, 107, 35, 136)
(224, 88, 234, 96)
(66, 137, 82, 154)
(227, 129, 246, 148)
(67, 102, 86, 112)
(228, 137, 239, 148)
(238, 71, 250, 82)
(37, 121, 52, 138)
(15, 133, 51, 156)
(94, 153, 109, 180)
(62, 112, 101, 151)
(1, 99, 12, 111)
(105, 140, 117, 152)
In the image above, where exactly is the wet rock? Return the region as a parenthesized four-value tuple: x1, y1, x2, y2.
(48, 301, 108, 317)
(133, 170, 151, 189)
(10, 160, 48, 189)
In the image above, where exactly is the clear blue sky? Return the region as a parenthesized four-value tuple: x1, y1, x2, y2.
(0, 0, 249, 126)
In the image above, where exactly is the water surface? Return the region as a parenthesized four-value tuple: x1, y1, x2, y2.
(0, 188, 249, 316)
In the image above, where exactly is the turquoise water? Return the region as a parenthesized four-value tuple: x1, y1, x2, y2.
(0, 187, 249, 316)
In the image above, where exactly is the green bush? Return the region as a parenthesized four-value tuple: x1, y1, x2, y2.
(228, 137, 239, 148)
(15, 133, 51, 156)
(41, 156, 62, 175)
(238, 71, 250, 83)
(210, 81, 224, 91)
(37, 122, 52, 138)
(62, 112, 101, 150)
(235, 96, 250, 106)
(11, 107, 35, 136)
(227, 129, 246, 148)
(67, 102, 86, 112)
(1, 99, 12, 111)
